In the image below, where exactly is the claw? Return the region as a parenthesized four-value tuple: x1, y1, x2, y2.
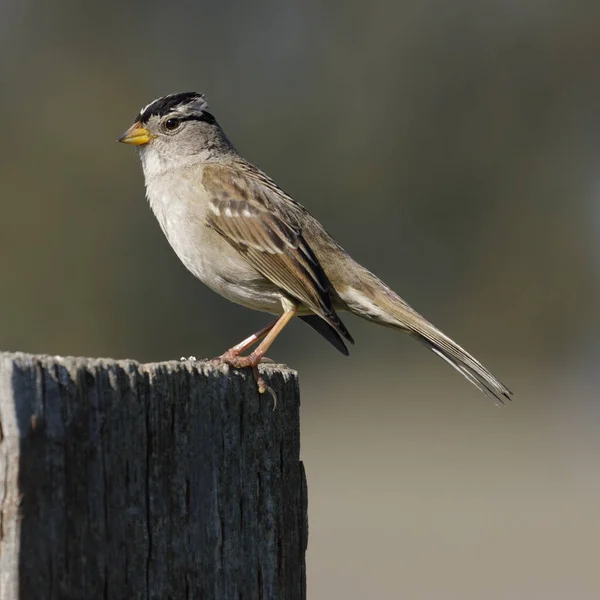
(211, 352, 277, 408)
(253, 366, 277, 410)
(210, 310, 295, 407)
(259, 356, 275, 364)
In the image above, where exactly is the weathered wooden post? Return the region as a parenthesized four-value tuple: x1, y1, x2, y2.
(0, 352, 307, 599)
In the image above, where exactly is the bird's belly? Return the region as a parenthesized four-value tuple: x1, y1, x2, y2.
(157, 208, 284, 313)
(200, 252, 284, 314)
(145, 177, 300, 315)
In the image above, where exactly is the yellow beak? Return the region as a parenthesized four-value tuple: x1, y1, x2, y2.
(118, 122, 154, 146)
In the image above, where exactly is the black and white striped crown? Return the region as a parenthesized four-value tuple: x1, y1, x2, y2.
(137, 92, 209, 123)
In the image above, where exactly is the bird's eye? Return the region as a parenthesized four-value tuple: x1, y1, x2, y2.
(164, 117, 181, 131)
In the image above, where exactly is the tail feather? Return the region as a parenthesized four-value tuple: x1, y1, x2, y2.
(421, 336, 512, 406)
(300, 315, 351, 356)
(341, 280, 513, 405)
(407, 315, 512, 406)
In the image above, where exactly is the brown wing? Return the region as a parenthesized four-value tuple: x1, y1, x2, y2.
(203, 163, 353, 343)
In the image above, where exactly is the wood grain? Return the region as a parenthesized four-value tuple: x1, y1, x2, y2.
(0, 352, 306, 599)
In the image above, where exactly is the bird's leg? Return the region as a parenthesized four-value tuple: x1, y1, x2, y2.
(219, 319, 278, 360)
(243, 307, 296, 365)
(214, 308, 297, 403)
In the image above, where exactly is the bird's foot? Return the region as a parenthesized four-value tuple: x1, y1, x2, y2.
(211, 351, 277, 409)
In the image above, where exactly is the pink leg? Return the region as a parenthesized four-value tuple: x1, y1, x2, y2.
(225, 319, 278, 357)
(213, 308, 297, 405)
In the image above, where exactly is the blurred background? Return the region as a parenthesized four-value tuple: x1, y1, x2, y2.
(1, 0, 599, 597)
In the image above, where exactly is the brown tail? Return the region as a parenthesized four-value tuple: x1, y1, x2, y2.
(409, 328, 512, 405)
(341, 274, 513, 406)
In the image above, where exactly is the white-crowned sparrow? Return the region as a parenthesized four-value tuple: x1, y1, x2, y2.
(119, 92, 512, 405)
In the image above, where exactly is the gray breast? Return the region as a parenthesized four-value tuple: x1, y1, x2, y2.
(144, 170, 283, 313)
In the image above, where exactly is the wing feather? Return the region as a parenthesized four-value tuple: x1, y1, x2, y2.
(203, 163, 353, 344)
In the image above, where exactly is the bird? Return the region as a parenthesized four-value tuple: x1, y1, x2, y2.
(118, 92, 512, 405)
